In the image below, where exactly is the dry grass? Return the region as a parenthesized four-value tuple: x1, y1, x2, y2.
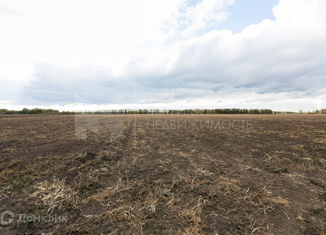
(4, 148, 16, 153)
(32, 178, 80, 214)
(260, 188, 290, 208)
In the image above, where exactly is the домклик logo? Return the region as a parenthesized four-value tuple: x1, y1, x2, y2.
(0, 210, 14, 226)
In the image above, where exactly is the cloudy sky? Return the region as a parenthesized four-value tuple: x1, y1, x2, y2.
(1, 0, 326, 112)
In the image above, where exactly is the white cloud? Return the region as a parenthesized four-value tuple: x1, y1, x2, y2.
(157, 0, 326, 92)
(0, 0, 186, 81)
(181, 0, 234, 38)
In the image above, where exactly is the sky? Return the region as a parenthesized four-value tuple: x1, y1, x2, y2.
(0, 0, 326, 112)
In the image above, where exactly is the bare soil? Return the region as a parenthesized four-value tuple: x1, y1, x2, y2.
(0, 114, 326, 234)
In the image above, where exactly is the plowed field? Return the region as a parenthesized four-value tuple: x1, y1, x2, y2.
(1, 114, 326, 234)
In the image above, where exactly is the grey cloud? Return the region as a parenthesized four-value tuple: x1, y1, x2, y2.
(22, 62, 223, 105)
(23, 64, 125, 104)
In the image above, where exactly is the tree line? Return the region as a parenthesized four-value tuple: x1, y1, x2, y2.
(0, 108, 274, 114)
(2, 107, 325, 115)
(0, 108, 60, 114)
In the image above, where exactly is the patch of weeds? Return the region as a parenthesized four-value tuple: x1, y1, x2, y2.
(208, 167, 225, 175)
(62, 228, 93, 234)
(322, 164, 326, 170)
(311, 158, 326, 170)
(144, 211, 156, 219)
(92, 158, 101, 166)
(42, 160, 54, 168)
(9, 222, 25, 229)
(100, 152, 118, 162)
(22, 165, 38, 175)
(306, 179, 326, 189)
(311, 208, 323, 214)
(7, 160, 21, 168)
(273, 168, 289, 174)
(0, 165, 38, 190)
(33, 203, 44, 210)
(319, 191, 326, 201)
(77, 151, 96, 164)
(307, 179, 326, 189)
(304, 154, 326, 170)
(155, 224, 166, 230)
(76, 177, 102, 196)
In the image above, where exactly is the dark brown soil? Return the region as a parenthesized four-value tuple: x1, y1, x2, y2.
(0, 114, 326, 234)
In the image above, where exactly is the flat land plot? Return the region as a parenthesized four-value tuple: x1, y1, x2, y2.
(1, 114, 326, 234)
